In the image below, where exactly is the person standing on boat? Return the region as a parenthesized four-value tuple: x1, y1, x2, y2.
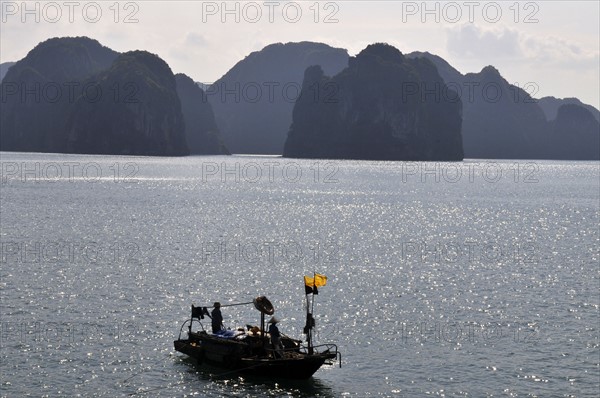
(268, 316, 283, 358)
(211, 302, 224, 333)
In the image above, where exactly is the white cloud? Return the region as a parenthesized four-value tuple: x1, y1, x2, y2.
(447, 24, 521, 59)
(521, 35, 598, 68)
(442, 23, 599, 107)
(447, 24, 599, 68)
(185, 32, 208, 48)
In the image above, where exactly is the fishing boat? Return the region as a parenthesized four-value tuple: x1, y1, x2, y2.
(173, 274, 341, 379)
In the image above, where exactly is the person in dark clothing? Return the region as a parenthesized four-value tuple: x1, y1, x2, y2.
(268, 316, 283, 358)
(211, 302, 223, 333)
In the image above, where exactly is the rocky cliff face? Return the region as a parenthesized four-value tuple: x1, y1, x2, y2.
(209, 42, 349, 154)
(407, 51, 600, 160)
(1, 37, 230, 156)
(0, 37, 118, 152)
(66, 51, 189, 156)
(460, 66, 548, 159)
(0, 62, 16, 82)
(544, 104, 600, 160)
(538, 96, 600, 123)
(284, 43, 463, 161)
(175, 74, 229, 155)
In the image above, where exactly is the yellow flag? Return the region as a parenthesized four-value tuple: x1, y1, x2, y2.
(304, 274, 327, 294)
(304, 274, 328, 289)
(314, 273, 327, 287)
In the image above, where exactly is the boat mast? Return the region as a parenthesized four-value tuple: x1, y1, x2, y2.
(305, 292, 312, 353)
(260, 311, 266, 348)
(304, 271, 317, 354)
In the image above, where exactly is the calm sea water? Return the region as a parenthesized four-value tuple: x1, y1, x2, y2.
(0, 152, 598, 397)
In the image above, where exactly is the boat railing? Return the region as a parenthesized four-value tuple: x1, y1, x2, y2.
(177, 318, 205, 340)
(308, 343, 341, 367)
(263, 343, 342, 367)
(298, 343, 337, 354)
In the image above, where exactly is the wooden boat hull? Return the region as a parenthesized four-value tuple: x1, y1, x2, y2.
(174, 337, 336, 379)
(237, 356, 334, 379)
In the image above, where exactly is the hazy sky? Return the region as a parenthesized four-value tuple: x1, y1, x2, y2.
(1, 0, 599, 108)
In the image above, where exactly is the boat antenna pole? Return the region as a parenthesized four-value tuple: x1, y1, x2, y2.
(311, 272, 316, 318)
(309, 271, 317, 354)
(197, 301, 254, 308)
(304, 279, 312, 354)
(261, 312, 266, 348)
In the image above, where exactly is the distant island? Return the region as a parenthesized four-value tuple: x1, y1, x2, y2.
(406, 51, 599, 160)
(0, 62, 16, 82)
(284, 44, 464, 161)
(537, 96, 600, 124)
(208, 42, 349, 155)
(211, 44, 598, 160)
(207, 43, 598, 160)
(1, 36, 598, 160)
(0, 37, 228, 156)
(176, 74, 230, 155)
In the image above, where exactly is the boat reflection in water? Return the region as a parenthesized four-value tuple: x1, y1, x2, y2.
(174, 275, 341, 380)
